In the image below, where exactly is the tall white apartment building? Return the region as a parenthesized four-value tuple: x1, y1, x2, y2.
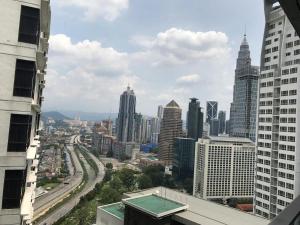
(193, 136, 255, 200)
(254, 1, 300, 220)
(0, 0, 50, 224)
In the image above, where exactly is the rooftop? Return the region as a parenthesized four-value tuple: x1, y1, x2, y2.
(124, 187, 269, 225)
(123, 194, 187, 218)
(101, 202, 125, 220)
(202, 136, 254, 145)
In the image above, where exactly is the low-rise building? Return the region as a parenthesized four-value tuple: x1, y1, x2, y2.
(95, 187, 269, 225)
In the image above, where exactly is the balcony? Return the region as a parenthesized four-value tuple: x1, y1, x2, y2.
(27, 145, 37, 160)
(21, 186, 34, 222)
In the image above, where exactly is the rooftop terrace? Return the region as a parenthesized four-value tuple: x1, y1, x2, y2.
(123, 194, 187, 218)
(101, 202, 125, 220)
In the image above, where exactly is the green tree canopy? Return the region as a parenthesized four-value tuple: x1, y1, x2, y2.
(138, 174, 153, 190)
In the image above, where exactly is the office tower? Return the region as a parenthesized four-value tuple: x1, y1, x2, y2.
(206, 101, 218, 123)
(254, 2, 300, 219)
(225, 120, 230, 134)
(218, 111, 226, 134)
(210, 119, 220, 136)
(134, 113, 143, 143)
(141, 117, 151, 143)
(206, 101, 218, 135)
(193, 137, 255, 201)
(202, 122, 210, 137)
(0, 1, 50, 224)
(173, 138, 196, 181)
(229, 35, 259, 141)
(117, 86, 136, 142)
(158, 100, 183, 165)
(150, 117, 160, 144)
(157, 105, 164, 120)
(187, 98, 204, 140)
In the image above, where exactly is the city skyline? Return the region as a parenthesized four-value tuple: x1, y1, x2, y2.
(42, 0, 265, 116)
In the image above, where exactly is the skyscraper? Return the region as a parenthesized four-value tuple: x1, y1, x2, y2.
(0, 0, 50, 224)
(229, 35, 259, 141)
(187, 98, 203, 140)
(157, 105, 164, 120)
(158, 100, 183, 165)
(218, 111, 226, 134)
(206, 101, 218, 123)
(117, 86, 136, 142)
(254, 1, 300, 219)
(173, 138, 196, 181)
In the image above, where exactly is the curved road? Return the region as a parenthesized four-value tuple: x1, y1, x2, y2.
(35, 136, 104, 225)
(33, 136, 83, 220)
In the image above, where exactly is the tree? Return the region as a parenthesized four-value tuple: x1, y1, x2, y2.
(183, 178, 193, 194)
(100, 185, 122, 204)
(138, 174, 153, 190)
(105, 162, 113, 170)
(163, 175, 176, 189)
(118, 168, 136, 191)
(110, 176, 123, 191)
(143, 165, 164, 186)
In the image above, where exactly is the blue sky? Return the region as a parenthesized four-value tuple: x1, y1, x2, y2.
(44, 0, 265, 117)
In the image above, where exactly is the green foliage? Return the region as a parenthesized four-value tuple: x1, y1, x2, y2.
(105, 162, 113, 170)
(137, 174, 153, 189)
(143, 165, 165, 187)
(117, 168, 136, 191)
(99, 184, 122, 204)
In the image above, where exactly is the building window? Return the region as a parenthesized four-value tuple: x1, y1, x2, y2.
(13, 59, 36, 98)
(7, 114, 32, 152)
(18, 5, 40, 44)
(2, 170, 25, 209)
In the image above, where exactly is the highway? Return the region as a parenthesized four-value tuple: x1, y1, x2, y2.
(35, 135, 105, 225)
(33, 135, 83, 220)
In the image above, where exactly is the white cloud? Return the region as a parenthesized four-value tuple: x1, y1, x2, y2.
(49, 34, 129, 76)
(56, 0, 129, 21)
(44, 34, 137, 112)
(132, 28, 231, 66)
(176, 74, 201, 84)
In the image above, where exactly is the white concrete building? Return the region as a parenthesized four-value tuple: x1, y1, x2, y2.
(254, 1, 300, 219)
(193, 136, 255, 201)
(0, 0, 50, 224)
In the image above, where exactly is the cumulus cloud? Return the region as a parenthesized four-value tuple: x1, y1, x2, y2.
(132, 28, 231, 66)
(49, 34, 129, 76)
(176, 74, 201, 84)
(56, 0, 129, 21)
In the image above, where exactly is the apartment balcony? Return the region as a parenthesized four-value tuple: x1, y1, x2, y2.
(27, 145, 37, 160)
(40, 0, 51, 37)
(31, 101, 41, 113)
(21, 186, 35, 223)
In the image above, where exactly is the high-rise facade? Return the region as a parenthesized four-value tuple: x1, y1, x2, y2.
(229, 35, 259, 141)
(158, 100, 183, 165)
(218, 111, 226, 134)
(254, 1, 300, 219)
(193, 136, 255, 200)
(206, 101, 218, 136)
(173, 138, 196, 181)
(117, 86, 136, 142)
(187, 98, 203, 140)
(206, 101, 218, 123)
(0, 0, 50, 224)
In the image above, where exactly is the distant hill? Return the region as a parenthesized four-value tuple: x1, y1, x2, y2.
(59, 111, 118, 122)
(41, 111, 71, 121)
